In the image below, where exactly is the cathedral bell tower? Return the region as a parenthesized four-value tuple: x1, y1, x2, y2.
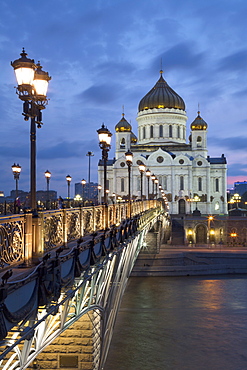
(115, 114, 132, 159)
(190, 111, 208, 156)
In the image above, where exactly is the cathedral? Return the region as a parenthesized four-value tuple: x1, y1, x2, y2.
(98, 71, 227, 215)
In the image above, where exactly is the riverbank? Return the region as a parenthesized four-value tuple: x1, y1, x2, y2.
(131, 244, 247, 276)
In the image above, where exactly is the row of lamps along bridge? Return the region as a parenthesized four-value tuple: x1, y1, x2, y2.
(11, 48, 167, 214)
(96, 124, 169, 217)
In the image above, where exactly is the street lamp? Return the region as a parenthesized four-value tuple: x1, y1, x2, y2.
(66, 175, 72, 204)
(11, 49, 51, 212)
(97, 124, 112, 205)
(151, 174, 156, 198)
(86, 151, 94, 200)
(12, 163, 21, 199)
(44, 170, 51, 209)
(194, 195, 200, 210)
(146, 169, 151, 200)
(81, 179, 86, 206)
(98, 184, 102, 204)
(139, 164, 146, 201)
(125, 149, 133, 217)
(232, 193, 241, 209)
(154, 178, 159, 199)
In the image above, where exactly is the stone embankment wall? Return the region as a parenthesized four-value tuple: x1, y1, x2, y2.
(132, 249, 247, 276)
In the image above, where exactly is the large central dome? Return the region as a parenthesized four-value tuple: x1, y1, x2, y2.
(138, 71, 185, 112)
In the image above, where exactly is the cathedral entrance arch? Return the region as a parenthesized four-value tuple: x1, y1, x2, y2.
(196, 224, 207, 244)
(178, 199, 186, 214)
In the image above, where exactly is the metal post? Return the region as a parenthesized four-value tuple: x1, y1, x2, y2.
(128, 164, 131, 218)
(140, 172, 143, 201)
(147, 177, 150, 201)
(30, 108, 36, 212)
(83, 184, 85, 206)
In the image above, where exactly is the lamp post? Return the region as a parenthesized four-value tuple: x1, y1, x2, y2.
(232, 193, 241, 209)
(97, 124, 112, 205)
(151, 174, 156, 198)
(98, 185, 102, 204)
(66, 175, 72, 206)
(139, 164, 146, 201)
(194, 195, 200, 210)
(44, 170, 51, 209)
(125, 149, 133, 218)
(97, 124, 112, 228)
(12, 163, 21, 199)
(86, 151, 94, 200)
(11, 49, 51, 212)
(146, 169, 151, 200)
(154, 178, 159, 199)
(81, 179, 86, 206)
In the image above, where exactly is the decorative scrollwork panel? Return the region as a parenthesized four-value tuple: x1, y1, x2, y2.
(43, 213, 64, 251)
(0, 220, 24, 265)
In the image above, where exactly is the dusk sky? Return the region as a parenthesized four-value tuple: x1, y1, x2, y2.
(1, 0, 247, 198)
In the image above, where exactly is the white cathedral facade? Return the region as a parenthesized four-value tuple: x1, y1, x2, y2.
(98, 71, 228, 215)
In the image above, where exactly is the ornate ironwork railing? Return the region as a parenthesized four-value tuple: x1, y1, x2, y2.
(0, 214, 28, 267)
(0, 201, 161, 266)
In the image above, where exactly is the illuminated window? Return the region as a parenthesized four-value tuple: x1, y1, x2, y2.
(198, 177, 202, 191)
(150, 125, 154, 138)
(215, 202, 219, 211)
(159, 125, 163, 137)
(169, 125, 172, 138)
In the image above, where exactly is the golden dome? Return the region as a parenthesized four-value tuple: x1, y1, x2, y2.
(190, 111, 208, 131)
(138, 71, 185, 112)
(115, 114, 132, 132)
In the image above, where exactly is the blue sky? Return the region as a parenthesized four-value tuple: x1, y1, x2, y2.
(1, 0, 247, 197)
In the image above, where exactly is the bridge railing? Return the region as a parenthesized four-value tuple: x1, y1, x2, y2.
(0, 200, 161, 267)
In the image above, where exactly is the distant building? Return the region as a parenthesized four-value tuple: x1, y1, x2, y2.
(75, 182, 98, 200)
(234, 181, 247, 196)
(98, 71, 228, 215)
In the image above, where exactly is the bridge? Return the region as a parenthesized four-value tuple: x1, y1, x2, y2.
(0, 200, 168, 369)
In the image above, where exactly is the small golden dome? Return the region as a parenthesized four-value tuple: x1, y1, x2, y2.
(190, 111, 208, 131)
(115, 114, 132, 132)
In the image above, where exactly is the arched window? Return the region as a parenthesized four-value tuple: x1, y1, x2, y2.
(180, 176, 184, 190)
(197, 136, 202, 147)
(169, 125, 173, 138)
(163, 176, 167, 190)
(198, 177, 202, 191)
(183, 127, 185, 139)
(215, 202, 220, 211)
(159, 125, 163, 137)
(120, 138, 125, 148)
(150, 125, 154, 138)
(216, 178, 219, 192)
(177, 126, 180, 138)
(121, 178, 124, 192)
(143, 127, 146, 139)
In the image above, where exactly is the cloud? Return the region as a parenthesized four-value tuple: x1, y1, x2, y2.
(38, 140, 100, 160)
(154, 42, 206, 72)
(209, 136, 247, 151)
(218, 49, 247, 72)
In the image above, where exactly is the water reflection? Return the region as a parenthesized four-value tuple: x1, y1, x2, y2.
(105, 276, 247, 370)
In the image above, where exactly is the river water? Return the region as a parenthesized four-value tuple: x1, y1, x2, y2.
(104, 275, 247, 370)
